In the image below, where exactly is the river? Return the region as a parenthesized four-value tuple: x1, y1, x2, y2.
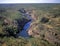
(17, 9, 32, 38)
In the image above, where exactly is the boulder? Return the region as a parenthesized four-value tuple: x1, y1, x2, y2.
(40, 17, 49, 23)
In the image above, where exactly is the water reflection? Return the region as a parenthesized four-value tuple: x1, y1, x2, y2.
(18, 21, 32, 37)
(17, 8, 32, 37)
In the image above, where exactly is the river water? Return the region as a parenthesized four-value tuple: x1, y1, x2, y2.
(18, 21, 32, 37)
(17, 9, 32, 38)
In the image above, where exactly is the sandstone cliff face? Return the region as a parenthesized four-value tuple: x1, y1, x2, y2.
(27, 9, 40, 37)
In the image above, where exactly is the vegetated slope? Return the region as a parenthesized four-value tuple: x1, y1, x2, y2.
(0, 4, 60, 46)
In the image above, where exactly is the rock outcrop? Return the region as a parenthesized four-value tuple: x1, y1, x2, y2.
(27, 10, 40, 37)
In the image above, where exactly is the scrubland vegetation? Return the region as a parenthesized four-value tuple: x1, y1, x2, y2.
(0, 3, 60, 46)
